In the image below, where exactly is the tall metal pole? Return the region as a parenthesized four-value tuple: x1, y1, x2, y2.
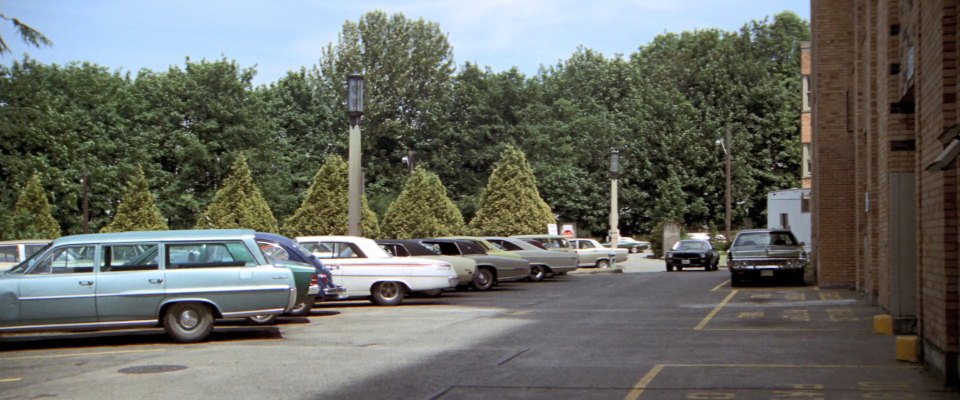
(609, 149, 620, 252)
(81, 172, 89, 234)
(346, 74, 364, 237)
(348, 119, 362, 236)
(725, 124, 732, 242)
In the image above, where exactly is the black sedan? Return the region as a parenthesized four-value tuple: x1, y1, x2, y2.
(665, 239, 720, 271)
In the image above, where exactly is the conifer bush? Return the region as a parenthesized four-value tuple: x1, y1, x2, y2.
(283, 155, 380, 238)
(195, 154, 278, 232)
(11, 173, 61, 239)
(381, 167, 464, 239)
(469, 145, 555, 236)
(101, 166, 169, 233)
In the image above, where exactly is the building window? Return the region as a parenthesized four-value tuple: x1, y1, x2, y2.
(802, 144, 812, 178)
(802, 75, 811, 112)
(801, 193, 810, 213)
(780, 213, 790, 230)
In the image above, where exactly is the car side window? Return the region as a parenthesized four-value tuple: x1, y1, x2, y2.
(580, 241, 595, 249)
(303, 242, 362, 259)
(0, 245, 16, 262)
(101, 244, 159, 272)
(167, 242, 256, 269)
(29, 245, 97, 275)
(496, 240, 523, 251)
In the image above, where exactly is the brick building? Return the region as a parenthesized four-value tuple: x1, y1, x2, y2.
(811, 0, 958, 384)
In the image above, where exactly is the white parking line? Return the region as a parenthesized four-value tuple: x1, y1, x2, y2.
(1, 348, 166, 361)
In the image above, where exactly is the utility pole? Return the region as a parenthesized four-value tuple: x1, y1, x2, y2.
(725, 124, 732, 243)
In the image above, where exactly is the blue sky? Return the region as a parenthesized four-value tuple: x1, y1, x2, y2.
(2, 1, 810, 86)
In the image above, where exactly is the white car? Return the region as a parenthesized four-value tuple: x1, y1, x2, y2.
(568, 238, 629, 268)
(295, 236, 458, 306)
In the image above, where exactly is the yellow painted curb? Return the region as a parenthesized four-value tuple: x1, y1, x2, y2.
(873, 314, 893, 335)
(895, 335, 919, 363)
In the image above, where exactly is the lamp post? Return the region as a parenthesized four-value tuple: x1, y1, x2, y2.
(609, 149, 620, 252)
(347, 74, 364, 236)
(721, 125, 732, 243)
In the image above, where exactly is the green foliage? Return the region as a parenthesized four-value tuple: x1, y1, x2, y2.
(195, 154, 278, 232)
(11, 173, 60, 239)
(282, 155, 380, 238)
(470, 145, 555, 236)
(0, 11, 809, 242)
(100, 166, 169, 233)
(381, 167, 465, 239)
(0, 13, 52, 55)
(318, 10, 456, 207)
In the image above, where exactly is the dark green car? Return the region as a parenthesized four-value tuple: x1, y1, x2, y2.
(246, 241, 320, 325)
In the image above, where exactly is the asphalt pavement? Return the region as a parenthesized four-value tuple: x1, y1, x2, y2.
(1, 254, 957, 399)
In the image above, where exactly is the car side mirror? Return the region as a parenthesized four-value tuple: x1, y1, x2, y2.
(799, 242, 806, 247)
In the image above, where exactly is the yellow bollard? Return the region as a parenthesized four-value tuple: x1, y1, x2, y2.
(895, 335, 919, 362)
(873, 314, 893, 335)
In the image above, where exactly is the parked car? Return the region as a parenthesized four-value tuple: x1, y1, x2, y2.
(417, 238, 530, 290)
(0, 240, 51, 271)
(295, 236, 458, 305)
(601, 237, 650, 253)
(255, 232, 346, 318)
(483, 236, 578, 280)
(512, 234, 573, 251)
(0, 230, 298, 343)
(569, 238, 629, 268)
(256, 232, 345, 303)
(727, 229, 808, 286)
(376, 239, 477, 291)
(665, 239, 720, 271)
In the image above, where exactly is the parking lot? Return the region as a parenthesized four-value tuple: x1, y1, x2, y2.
(1, 255, 956, 399)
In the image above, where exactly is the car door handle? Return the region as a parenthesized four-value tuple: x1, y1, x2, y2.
(149, 279, 164, 284)
(273, 276, 289, 280)
(79, 281, 94, 286)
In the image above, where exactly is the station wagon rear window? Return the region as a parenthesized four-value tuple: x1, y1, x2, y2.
(166, 242, 257, 268)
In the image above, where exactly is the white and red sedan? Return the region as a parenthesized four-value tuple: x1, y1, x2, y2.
(295, 236, 458, 306)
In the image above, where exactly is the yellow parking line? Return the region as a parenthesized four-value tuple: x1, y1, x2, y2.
(0, 377, 22, 383)
(710, 280, 730, 292)
(695, 290, 738, 330)
(1, 348, 165, 361)
(624, 364, 665, 400)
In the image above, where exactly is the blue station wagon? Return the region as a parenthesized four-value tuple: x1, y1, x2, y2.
(0, 230, 297, 343)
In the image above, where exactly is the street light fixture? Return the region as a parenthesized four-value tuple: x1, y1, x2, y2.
(347, 74, 364, 236)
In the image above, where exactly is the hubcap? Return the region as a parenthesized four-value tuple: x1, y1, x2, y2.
(477, 271, 490, 286)
(179, 309, 199, 329)
(381, 282, 399, 299)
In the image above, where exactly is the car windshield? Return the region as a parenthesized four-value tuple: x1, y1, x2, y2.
(734, 232, 797, 247)
(673, 241, 708, 251)
(5, 243, 52, 274)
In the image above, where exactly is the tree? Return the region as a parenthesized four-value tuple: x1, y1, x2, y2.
(282, 155, 380, 238)
(318, 10, 456, 212)
(100, 166, 169, 233)
(381, 167, 464, 239)
(195, 154, 278, 232)
(469, 145, 555, 235)
(0, 13, 52, 55)
(11, 173, 60, 239)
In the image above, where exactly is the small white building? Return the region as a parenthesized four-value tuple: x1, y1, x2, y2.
(767, 188, 812, 252)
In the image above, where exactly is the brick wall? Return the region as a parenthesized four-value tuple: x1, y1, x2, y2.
(812, 0, 858, 287)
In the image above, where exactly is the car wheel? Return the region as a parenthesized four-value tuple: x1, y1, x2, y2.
(666, 264, 674, 272)
(793, 271, 806, 286)
(676, 266, 684, 272)
(595, 259, 611, 269)
(471, 268, 495, 291)
(286, 298, 314, 317)
(628, 247, 637, 254)
(731, 275, 742, 287)
(164, 303, 214, 343)
(247, 313, 279, 325)
(528, 265, 546, 282)
(371, 281, 405, 306)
